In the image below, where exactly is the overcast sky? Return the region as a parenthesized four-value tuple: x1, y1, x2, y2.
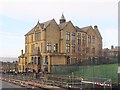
(0, 0, 118, 57)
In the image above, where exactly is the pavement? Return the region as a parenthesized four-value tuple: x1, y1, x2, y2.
(1, 80, 23, 88)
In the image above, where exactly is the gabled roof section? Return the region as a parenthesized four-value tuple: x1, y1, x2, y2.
(41, 19, 53, 29)
(25, 19, 53, 36)
(25, 27, 35, 36)
(25, 21, 41, 36)
(59, 21, 69, 30)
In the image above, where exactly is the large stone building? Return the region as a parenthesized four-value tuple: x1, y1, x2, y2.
(18, 14, 102, 73)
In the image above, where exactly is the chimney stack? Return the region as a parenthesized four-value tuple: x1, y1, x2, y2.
(21, 50, 23, 55)
(111, 45, 114, 49)
(94, 25, 98, 29)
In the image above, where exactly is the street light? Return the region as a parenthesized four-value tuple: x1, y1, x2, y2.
(72, 72, 74, 88)
(80, 78, 83, 90)
(28, 69, 32, 80)
(13, 69, 15, 78)
(68, 76, 71, 89)
(91, 57, 95, 89)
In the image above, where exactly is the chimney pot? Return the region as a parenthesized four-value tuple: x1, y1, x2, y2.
(94, 25, 98, 29)
(21, 50, 23, 55)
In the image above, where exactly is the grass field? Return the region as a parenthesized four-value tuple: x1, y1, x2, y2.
(52, 64, 118, 83)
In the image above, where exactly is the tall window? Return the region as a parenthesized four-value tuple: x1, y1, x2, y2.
(72, 32, 75, 41)
(72, 44, 75, 53)
(66, 56, 70, 64)
(66, 32, 70, 41)
(34, 57, 37, 64)
(88, 35, 91, 44)
(31, 34, 33, 42)
(82, 34, 86, 45)
(38, 57, 40, 65)
(31, 44, 35, 53)
(35, 29, 40, 41)
(54, 43, 58, 52)
(47, 43, 51, 52)
(92, 36, 95, 44)
(45, 56, 48, 65)
(77, 33, 81, 45)
(66, 43, 70, 53)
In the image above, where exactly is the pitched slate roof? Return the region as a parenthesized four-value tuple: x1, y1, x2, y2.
(59, 22, 67, 29)
(75, 26, 86, 33)
(59, 21, 70, 30)
(80, 26, 91, 32)
(25, 19, 53, 36)
(42, 19, 53, 28)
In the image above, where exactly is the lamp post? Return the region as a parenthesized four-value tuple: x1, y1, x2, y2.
(72, 72, 74, 88)
(13, 69, 15, 79)
(80, 78, 83, 90)
(9, 70, 12, 79)
(91, 57, 95, 89)
(68, 76, 71, 88)
(28, 69, 31, 80)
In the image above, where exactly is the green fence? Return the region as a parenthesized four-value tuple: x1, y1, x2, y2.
(51, 64, 118, 83)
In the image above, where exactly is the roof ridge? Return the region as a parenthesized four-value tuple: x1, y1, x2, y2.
(42, 19, 53, 28)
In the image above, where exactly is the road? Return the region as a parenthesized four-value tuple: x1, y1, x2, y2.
(0, 79, 49, 90)
(1, 80, 23, 88)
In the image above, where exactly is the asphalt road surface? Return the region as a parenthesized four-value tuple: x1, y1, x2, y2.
(0, 80, 47, 90)
(1, 80, 23, 88)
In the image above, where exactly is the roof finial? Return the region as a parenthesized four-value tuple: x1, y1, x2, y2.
(61, 13, 65, 20)
(37, 19, 40, 24)
(60, 13, 66, 24)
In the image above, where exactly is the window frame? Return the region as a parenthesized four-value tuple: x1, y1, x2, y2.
(66, 32, 70, 41)
(35, 29, 40, 41)
(77, 33, 81, 45)
(66, 43, 70, 53)
(54, 43, 58, 52)
(72, 32, 75, 41)
(47, 43, 51, 52)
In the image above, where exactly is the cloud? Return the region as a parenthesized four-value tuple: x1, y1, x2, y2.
(0, 0, 118, 21)
(0, 31, 23, 40)
(101, 28, 118, 48)
(0, 0, 118, 57)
